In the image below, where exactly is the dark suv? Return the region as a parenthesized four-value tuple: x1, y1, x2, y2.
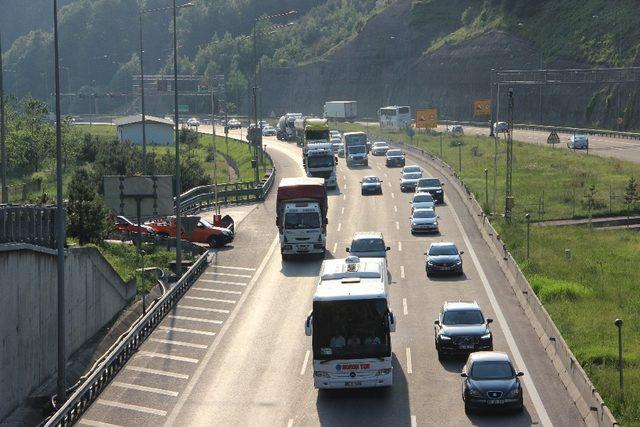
(415, 177, 444, 203)
(434, 301, 493, 359)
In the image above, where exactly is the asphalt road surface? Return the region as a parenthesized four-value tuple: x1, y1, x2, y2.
(78, 128, 584, 426)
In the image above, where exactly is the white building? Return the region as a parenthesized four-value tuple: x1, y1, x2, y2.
(114, 115, 174, 146)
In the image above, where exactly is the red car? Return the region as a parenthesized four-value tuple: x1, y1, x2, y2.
(114, 215, 156, 236)
(145, 216, 234, 248)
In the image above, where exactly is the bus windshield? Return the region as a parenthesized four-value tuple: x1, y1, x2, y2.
(313, 299, 391, 360)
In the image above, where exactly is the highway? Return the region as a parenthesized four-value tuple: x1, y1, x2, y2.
(78, 128, 584, 426)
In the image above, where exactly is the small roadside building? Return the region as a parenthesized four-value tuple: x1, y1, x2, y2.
(114, 115, 174, 146)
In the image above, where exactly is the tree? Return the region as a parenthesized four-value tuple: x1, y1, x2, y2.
(623, 176, 638, 227)
(584, 184, 598, 227)
(67, 168, 111, 245)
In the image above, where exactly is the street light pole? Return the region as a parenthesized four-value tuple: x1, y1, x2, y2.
(53, 0, 67, 404)
(172, 0, 183, 276)
(525, 213, 531, 259)
(139, 13, 147, 174)
(211, 90, 219, 215)
(614, 318, 624, 399)
(0, 31, 7, 204)
(484, 168, 488, 210)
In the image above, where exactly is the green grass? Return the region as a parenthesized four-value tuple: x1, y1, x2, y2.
(338, 123, 640, 424)
(76, 124, 116, 139)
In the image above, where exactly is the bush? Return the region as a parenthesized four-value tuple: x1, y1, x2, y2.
(530, 275, 592, 303)
(67, 168, 112, 245)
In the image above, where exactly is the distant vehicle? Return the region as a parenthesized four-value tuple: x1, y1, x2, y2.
(360, 176, 382, 195)
(304, 142, 338, 188)
(346, 232, 390, 258)
(567, 135, 589, 149)
(385, 149, 405, 167)
(449, 125, 464, 136)
(401, 165, 422, 175)
(146, 216, 234, 248)
(493, 122, 509, 133)
(410, 193, 435, 212)
(330, 138, 342, 153)
(324, 101, 358, 122)
(337, 143, 345, 158)
(305, 256, 396, 389)
(187, 117, 200, 127)
(295, 117, 330, 150)
(461, 352, 524, 414)
(262, 125, 277, 136)
(330, 130, 341, 139)
(410, 208, 439, 234)
(434, 301, 493, 360)
(379, 105, 411, 130)
(371, 141, 390, 156)
(343, 132, 368, 166)
(425, 242, 463, 276)
(227, 118, 241, 129)
(277, 113, 302, 141)
(114, 215, 156, 236)
(415, 177, 445, 203)
(400, 172, 423, 192)
(258, 120, 269, 128)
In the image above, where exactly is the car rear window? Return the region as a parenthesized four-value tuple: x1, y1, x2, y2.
(413, 194, 433, 203)
(418, 178, 441, 187)
(387, 150, 402, 156)
(351, 238, 385, 252)
(403, 173, 422, 180)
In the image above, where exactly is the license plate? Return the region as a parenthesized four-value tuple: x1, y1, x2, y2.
(298, 245, 309, 251)
(487, 399, 505, 405)
(345, 381, 362, 387)
(459, 345, 474, 350)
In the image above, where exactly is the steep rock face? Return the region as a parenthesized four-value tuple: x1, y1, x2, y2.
(261, 0, 636, 129)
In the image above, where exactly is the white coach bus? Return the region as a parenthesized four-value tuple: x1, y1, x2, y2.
(305, 256, 396, 389)
(378, 105, 411, 130)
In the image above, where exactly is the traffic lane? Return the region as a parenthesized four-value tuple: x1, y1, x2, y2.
(398, 148, 583, 425)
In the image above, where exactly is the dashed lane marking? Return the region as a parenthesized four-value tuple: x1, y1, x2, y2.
(391, 192, 395, 199)
(125, 366, 189, 380)
(178, 305, 230, 314)
(200, 279, 247, 287)
(167, 315, 222, 325)
(341, 207, 344, 215)
(96, 399, 167, 417)
(394, 205, 397, 213)
(193, 288, 242, 295)
(333, 242, 337, 253)
(287, 419, 294, 427)
(150, 338, 208, 349)
(398, 241, 402, 251)
(411, 415, 417, 427)
(158, 326, 216, 337)
(396, 221, 400, 230)
(343, 194, 346, 200)
(337, 223, 342, 232)
(184, 295, 235, 304)
(406, 347, 413, 374)
(300, 350, 310, 376)
(400, 265, 405, 279)
(112, 381, 179, 397)
(403, 298, 408, 316)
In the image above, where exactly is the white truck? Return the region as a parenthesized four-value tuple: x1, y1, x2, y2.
(304, 142, 337, 188)
(276, 177, 328, 260)
(324, 101, 357, 122)
(343, 131, 369, 167)
(305, 256, 396, 389)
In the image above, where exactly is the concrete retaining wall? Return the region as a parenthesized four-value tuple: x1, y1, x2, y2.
(390, 140, 617, 426)
(0, 244, 136, 421)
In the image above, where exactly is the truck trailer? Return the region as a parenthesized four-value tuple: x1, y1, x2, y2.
(324, 101, 357, 122)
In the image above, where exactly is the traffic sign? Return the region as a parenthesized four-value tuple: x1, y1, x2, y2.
(416, 109, 438, 128)
(547, 131, 560, 145)
(473, 99, 491, 117)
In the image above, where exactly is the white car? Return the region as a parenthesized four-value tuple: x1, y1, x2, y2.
(262, 125, 277, 136)
(401, 165, 422, 175)
(227, 119, 241, 129)
(411, 193, 435, 212)
(330, 130, 341, 139)
(187, 117, 200, 127)
(410, 208, 439, 234)
(371, 141, 390, 156)
(331, 138, 342, 153)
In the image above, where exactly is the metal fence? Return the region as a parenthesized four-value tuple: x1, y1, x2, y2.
(0, 205, 57, 248)
(44, 250, 209, 427)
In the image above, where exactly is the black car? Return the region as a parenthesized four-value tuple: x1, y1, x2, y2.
(461, 352, 525, 414)
(434, 301, 493, 359)
(385, 149, 405, 167)
(426, 242, 463, 276)
(415, 177, 445, 204)
(360, 176, 383, 195)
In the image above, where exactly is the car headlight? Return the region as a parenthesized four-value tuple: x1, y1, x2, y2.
(427, 260, 434, 265)
(481, 333, 491, 340)
(376, 368, 392, 376)
(439, 334, 451, 341)
(436, 190, 443, 193)
(455, 259, 462, 265)
(506, 388, 520, 398)
(468, 387, 482, 398)
(433, 221, 438, 226)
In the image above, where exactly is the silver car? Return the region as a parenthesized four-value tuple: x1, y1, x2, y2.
(411, 193, 435, 212)
(371, 141, 390, 156)
(401, 165, 422, 175)
(347, 232, 390, 258)
(410, 208, 439, 233)
(567, 135, 588, 149)
(400, 171, 423, 192)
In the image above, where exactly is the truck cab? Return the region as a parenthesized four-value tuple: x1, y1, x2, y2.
(343, 132, 369, 167)
(304, 143, 338, 188)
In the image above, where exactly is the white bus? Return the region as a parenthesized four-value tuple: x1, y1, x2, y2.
(305, 256, 396, 389)
(378, 105, 411, 131)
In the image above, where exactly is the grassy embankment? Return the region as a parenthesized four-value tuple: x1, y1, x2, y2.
(338, 123, 640, 424)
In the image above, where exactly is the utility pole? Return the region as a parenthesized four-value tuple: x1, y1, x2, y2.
(504, 88, 514, 222)
(489, 68, 495, 137)
(211, 90, 219, 215)
(0, 31, 7, 204)
(139, 13, 147, 174)
(53, 0, 67, 404)
(493, 135, 498, 215)
(172, 0, 182, 276)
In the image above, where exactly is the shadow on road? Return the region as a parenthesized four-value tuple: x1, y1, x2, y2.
(280, 255, 323, 278)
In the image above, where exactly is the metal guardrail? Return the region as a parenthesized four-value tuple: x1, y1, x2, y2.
(44, 250, 209, 427)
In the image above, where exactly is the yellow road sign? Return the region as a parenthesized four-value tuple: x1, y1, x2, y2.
(473, 99, 491, 117)
(416, 109, 438, 128)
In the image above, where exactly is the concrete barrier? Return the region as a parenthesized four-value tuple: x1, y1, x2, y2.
(0, 244, 136, 421)
(391, 141, 618, 426)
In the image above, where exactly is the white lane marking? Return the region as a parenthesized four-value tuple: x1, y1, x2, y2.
(447, 196, 552, 426)
(333, 242, 337, 253)
(150, 338, 208, 349)
(403, 298, 408, 316)
(168, 315, 222, 325)
(406, 347, 413, 374)
(300, 350, 311, 375)
(391, 192, 395, 199)
(388, 182, 392, 188)
(167, 237, 280, 424)
(400, 265, 405, 279)
(112, 381, 179, 397)
(79, 420, 123, 427)
(411, 415, 417, 427)
(343, 194, 346, 200)
(137, 351, 199, 364)
(209, 265, 255, 271)
(341, 207, 345, 214)
(395, 221, 400, 230)
(343, 175, 346, 180)
(178, 305, 230, 314)
(287, 419, 294, 427)
(384, 173, 388, 178)
(125, 366, 189, 380)
(344, 183, 347, 190)
(96, 399, 167, 417)
(194, 288, 242, 295)
(184, 296, 235, 304)
(398, 241, 402, 251)
(159, 326, 216, 337)
(200, 279, 247, 287)
(204, 271, 252, 278)
(394, 205, 397, 213)
(337, 223, 342, 232)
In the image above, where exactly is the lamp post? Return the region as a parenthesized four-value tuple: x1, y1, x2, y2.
(525, 213, 531, 259)
(484, 168, 488, 210)
(457, 139, 462, 173)
(0, 31, 7, 204)
(614, 318, 624, 399)
(138, 13, 148, 174)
